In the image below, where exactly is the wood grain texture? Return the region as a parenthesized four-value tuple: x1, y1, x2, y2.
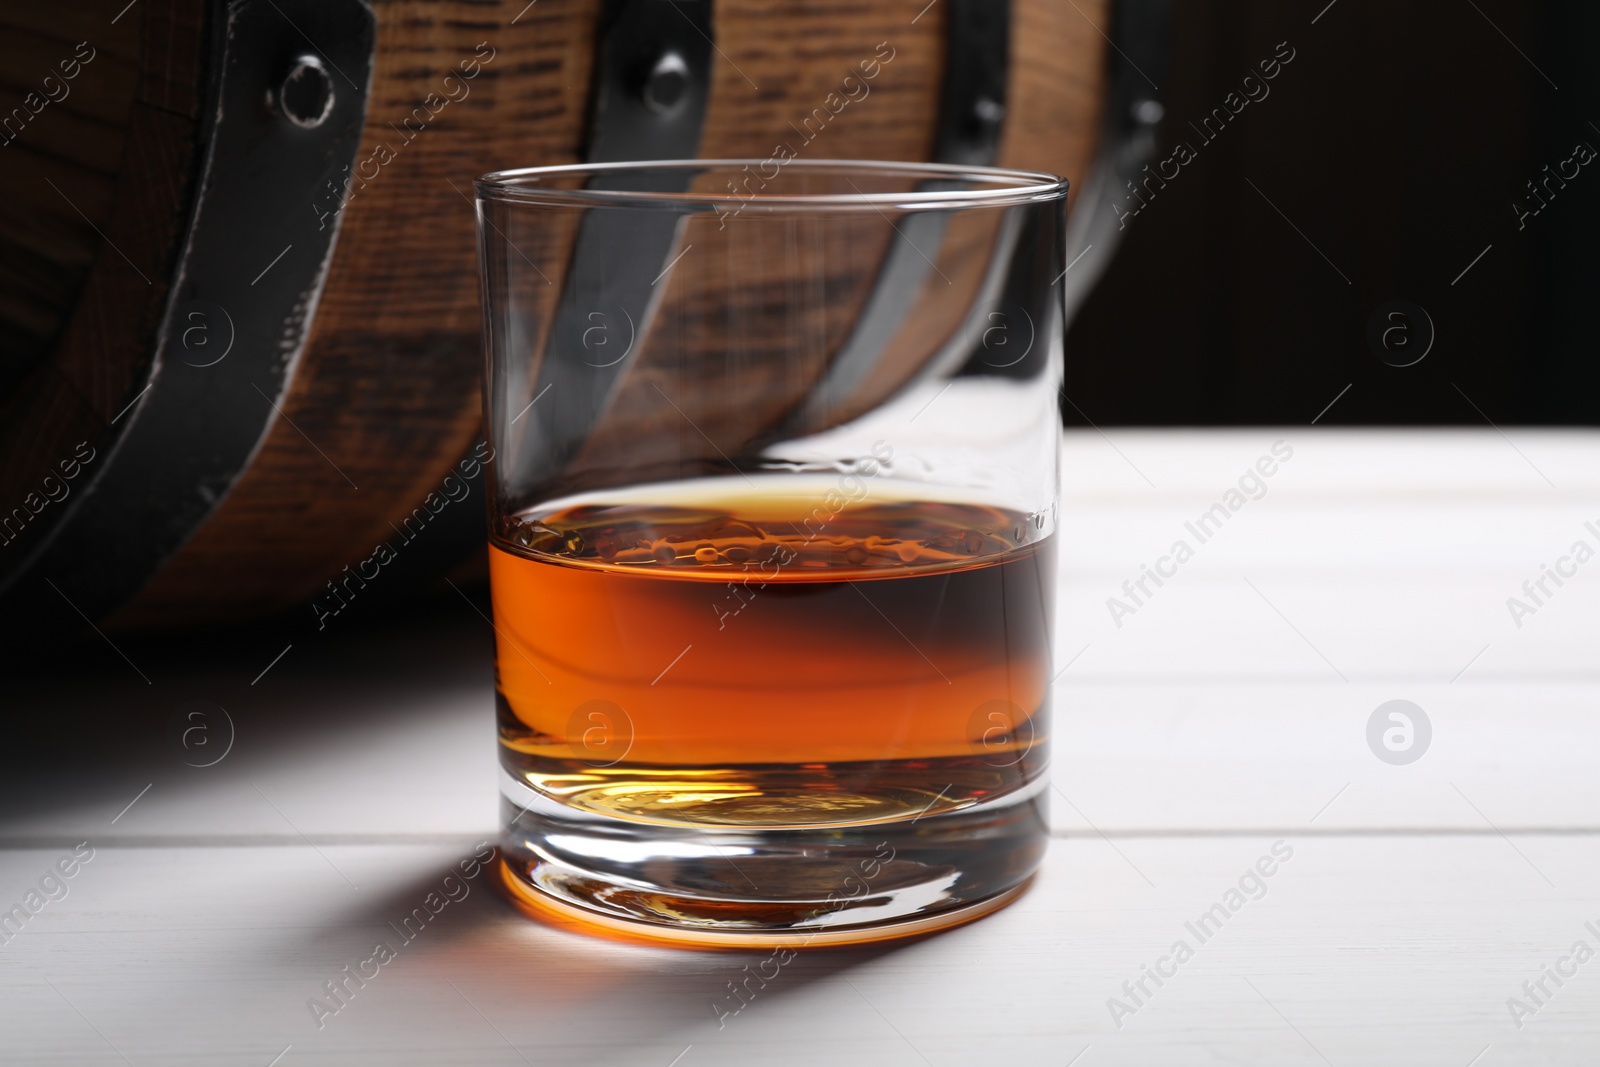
(6, 431, 1600, 840)
(692, 0, 945, 161)
(117, 0, 604, 625)
(43, 0, 1111, 627)
(0, 0, 201, 570)
(6, 837, 1598, 1066)
(0, 8, 143, 390)
(999, 0, 1109, 209)
(561, 207, 903, 487)
(0, 6, 146, 60)
(563, 4, 946, 482)
(831, 207, 1014, 429)
(569, 0, 1103, 475)
(5, 430, 1600, 1062)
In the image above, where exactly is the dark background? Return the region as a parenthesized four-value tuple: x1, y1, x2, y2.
(1065, 0, 1599, 426)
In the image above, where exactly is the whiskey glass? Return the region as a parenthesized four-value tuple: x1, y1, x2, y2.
(475, 160, 1067, 946)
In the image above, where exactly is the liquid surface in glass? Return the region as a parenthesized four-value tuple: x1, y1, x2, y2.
(489, 476, 1054, 829)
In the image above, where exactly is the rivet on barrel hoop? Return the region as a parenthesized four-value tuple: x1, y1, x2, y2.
(640, 51, 690, 115)
(275, 54, 335, 128)
(1132, 99, 1165, 125)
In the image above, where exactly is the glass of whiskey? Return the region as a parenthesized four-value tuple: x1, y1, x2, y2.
(474, 160, 1068, 946)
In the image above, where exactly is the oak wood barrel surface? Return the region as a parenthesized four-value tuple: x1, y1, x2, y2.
(0, 0, 1109, 636)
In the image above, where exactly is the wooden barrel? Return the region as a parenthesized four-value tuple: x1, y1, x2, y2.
(0, 0, 1139, 638)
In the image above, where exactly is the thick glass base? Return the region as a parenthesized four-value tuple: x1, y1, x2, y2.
(497, 776, 1048, 948)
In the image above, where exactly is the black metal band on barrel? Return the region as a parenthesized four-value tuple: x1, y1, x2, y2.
(509, 0, 715, 494)
(0, 0, 376, 636)
(935, 0, 1011, 168)
(1059, 0, 1172, 322)
(783, 0, 1015, 434)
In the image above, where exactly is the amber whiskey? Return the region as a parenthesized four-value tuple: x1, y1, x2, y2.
(489, 477, 1054, 832)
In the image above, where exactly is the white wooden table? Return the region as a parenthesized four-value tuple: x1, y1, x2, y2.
(4, 429, 1598, 1065)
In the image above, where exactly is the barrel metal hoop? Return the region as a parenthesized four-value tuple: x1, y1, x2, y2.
(506, 0, 715, 496)
(587, 0, 714, 165)
(1059, 0, 1172, 321)
(0, 0, 377, 630)
(935, 0, 1012, 168)
(773, 0, 1015, 437)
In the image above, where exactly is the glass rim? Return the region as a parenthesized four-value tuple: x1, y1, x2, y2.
(474, 158, 1068, 211)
